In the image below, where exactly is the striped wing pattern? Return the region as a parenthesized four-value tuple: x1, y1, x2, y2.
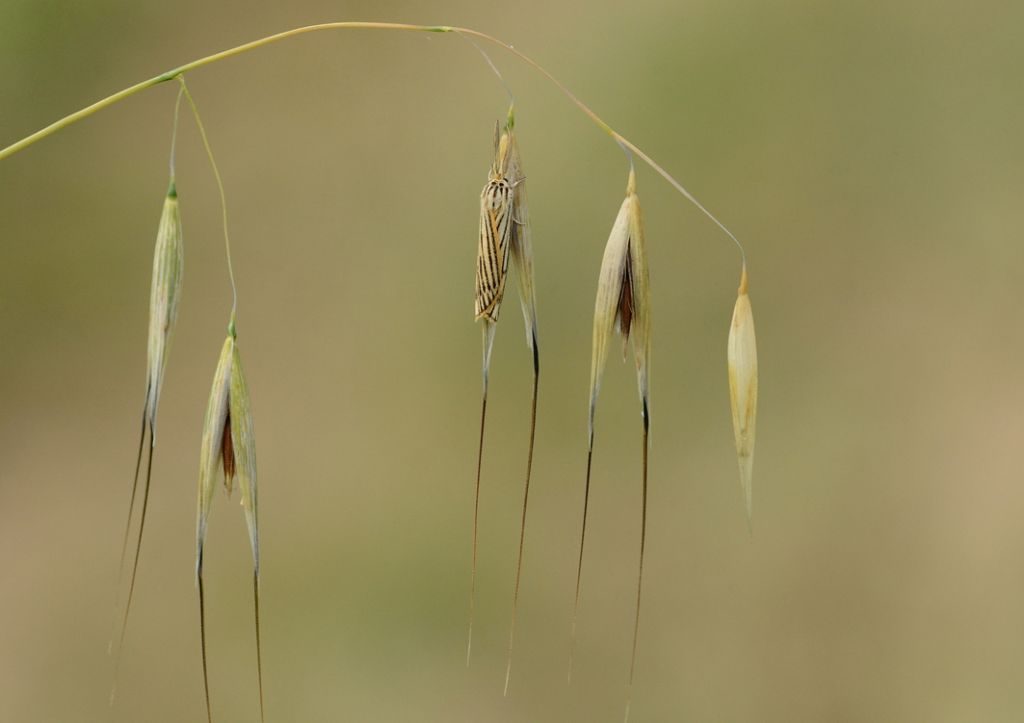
(475, 178, 514, 321)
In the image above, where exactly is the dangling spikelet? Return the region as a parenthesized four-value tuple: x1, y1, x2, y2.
(112, 180, 184, 664)
(467, 108, 540, 689)
(498, 112, 540, 695)
(728, 266, 757, 526)
(196, 323, 264, 723)
(570, 167, 651, 723)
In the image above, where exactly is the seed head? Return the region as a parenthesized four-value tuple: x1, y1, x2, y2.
(145, 182, 184, 435)
(727, 266, 757, 525)
(589, 167, 650, 425)
(196, 328, 259, 573)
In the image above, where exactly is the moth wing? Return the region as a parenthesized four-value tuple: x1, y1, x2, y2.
(475, 183, 512, 321)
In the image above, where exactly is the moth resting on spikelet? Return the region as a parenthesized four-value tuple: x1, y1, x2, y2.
(467, 109, 540, 693)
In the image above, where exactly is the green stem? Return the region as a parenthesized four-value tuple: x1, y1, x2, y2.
(0, 21, 744, 259)
(178, 78, 237, 319)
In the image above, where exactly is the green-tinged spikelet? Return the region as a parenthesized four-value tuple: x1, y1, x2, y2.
(196, 325, 263, 723)
(112, 180, 184, 669)
(146, 182, 185, 434)
(196, 331, 259, 565)
(728, 266, 757, 526)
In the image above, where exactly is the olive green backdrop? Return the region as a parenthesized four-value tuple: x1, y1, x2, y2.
(2, 0, 1023, 721)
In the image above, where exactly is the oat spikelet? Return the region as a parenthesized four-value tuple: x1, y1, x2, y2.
(500, 114, 540, 696)
(728, 266, 757, 526)
(570, 169, 651, 721)
(196, 326, 264, 723)
(112, 181, 183, 665)
(467, 110, 540, 687)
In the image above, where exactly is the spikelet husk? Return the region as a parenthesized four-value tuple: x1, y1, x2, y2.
(145, 182, 184, 435)
(589, 168, 650, 423)
(196, 332, 259, 570)
(727, 267, 757, 524)
(503, 119, 538, 352)
(626, 172, 650, 407)
(228, 342, 259, 571)
(196, 335, 232, 569)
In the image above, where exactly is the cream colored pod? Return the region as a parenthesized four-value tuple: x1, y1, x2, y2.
(727, 266, 758, 525)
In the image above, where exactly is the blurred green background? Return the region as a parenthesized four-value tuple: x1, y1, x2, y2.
(2, 0, 1023, 721)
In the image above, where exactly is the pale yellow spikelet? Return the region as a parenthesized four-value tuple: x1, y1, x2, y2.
(578, 167, 652, 713)
(145, 181, 184, 433)
(727, 266, 757, 525)
(589, 167, 650, 421)
(625, 171, 650, 408)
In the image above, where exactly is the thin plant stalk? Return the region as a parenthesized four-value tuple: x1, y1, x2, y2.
(0, 23, 747, 264)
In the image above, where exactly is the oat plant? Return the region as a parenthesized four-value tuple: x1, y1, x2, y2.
(0, 21, 758, 723)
